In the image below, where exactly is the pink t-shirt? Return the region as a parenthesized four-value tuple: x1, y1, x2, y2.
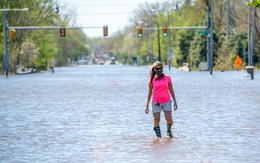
(148, 74, 171, 103)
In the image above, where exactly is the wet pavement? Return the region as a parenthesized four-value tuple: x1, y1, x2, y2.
(0, 65, 259, 162)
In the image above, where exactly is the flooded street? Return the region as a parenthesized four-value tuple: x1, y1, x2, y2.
(0, 65, 259, 162)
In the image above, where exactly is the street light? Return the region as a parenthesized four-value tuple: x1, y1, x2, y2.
(54, 4, 59, 14)
(1, 8, 29, 77)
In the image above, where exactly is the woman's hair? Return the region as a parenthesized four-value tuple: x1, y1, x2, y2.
(149, 61, 164, 84)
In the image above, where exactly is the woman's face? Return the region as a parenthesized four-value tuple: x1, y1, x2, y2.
(154, 65, 163, 76)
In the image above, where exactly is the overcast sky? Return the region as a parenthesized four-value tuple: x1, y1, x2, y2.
(57, 0, 166, 38)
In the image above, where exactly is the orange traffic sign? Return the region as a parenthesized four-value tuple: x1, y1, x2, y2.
(234, 55, 242, 68)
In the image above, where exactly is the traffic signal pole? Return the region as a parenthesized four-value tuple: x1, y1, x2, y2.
(157, 23, 161, 62)
(3, 10, 9, 75)
(209, 0, 214, 75)
(167, 10, 171, 70)
(1, 8, 28, 78)
(206, 7, 210, 71)
(2, 25, 106, 76)
(1, 7, 107, 77)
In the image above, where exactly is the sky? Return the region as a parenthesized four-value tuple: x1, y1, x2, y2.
(57, 0, 164, 38)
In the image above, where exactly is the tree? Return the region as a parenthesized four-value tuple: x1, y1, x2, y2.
(20, 41, 39, 68)
(0, 0, 89, 71)
(247, 0, 260, 7)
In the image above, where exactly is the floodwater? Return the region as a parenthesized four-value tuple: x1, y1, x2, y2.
(0, 65, 259, 163)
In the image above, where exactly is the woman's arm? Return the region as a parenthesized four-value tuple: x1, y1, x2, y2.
(145, 84, 153, 113)
(168, 81, 178, 110)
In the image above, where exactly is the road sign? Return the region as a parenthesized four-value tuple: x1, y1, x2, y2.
(234, 55, 242, 68)
(198, 30, 208, 35)
(167, 51, 172, 60)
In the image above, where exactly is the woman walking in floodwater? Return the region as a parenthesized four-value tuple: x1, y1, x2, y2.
(145, 61, 178, 138)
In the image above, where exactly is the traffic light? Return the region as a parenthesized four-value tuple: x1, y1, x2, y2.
(114, 49, 118, 55)
(163, 26, 168, 37)
(137, 27, 143, 38)
(10, 28, 16, 40)
(103, 26, 108, 37)
(60, 28, 66, 37)
(207, 17, 211, 28)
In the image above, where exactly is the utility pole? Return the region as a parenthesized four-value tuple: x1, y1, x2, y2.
(152, 9, 161, 62)
(206, 7, 210, 71)
(138, 38, 141, 65)
(3, 10, 8, 76)
(146, 31, 149, 65)
(210, 0, 214, 75)
(167, 10, 171, 70)
(245, 4, 255, 80)
(248, 5, 251, 66)
(248, 5, 255, 66)
(1, 8, 29, 78)
(226, 0, 230, 40)
(157, 23, 161, 62)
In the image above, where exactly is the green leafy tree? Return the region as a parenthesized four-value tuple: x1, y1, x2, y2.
(189, 34, 208, 69)
(247, 0, 260, 7)
(0, 0, 88, 72)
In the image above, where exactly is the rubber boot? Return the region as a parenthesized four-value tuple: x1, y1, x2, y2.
(153, 126, 161, 138)
(167, 123, 173, 138)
